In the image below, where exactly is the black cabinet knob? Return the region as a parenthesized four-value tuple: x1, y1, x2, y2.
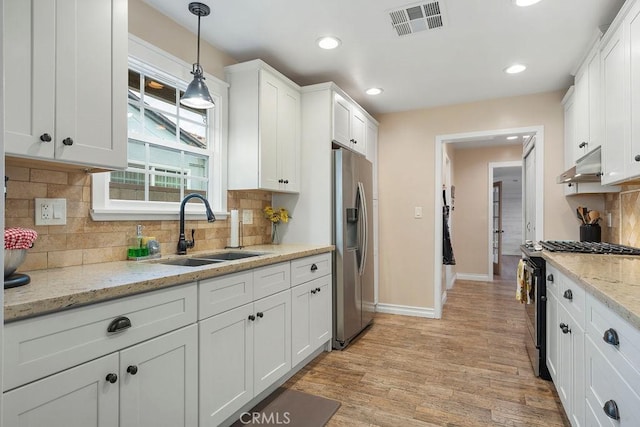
(127, 365, 138, 375)
(559, 323, 571, 334)
(248, 314, 255, 321)
(39, 133, 52, 142)
(284, 179, 289, 184)
(350, 138, 355, 143)
(107, 316, 132, 333)
(563, 289, 573, 300)
(603, 400, 620, 420)
(311, 289, 317, 294)
(547, 274, 554, 282)
(635, 155, 640, 162)
(315, 287, 321, 293)
(603, 328, 620, 346)
(256, 312, 264, 318)
(310, 263, 318, 272)
(578, 141, 588, 148)
(106, 373, 118, 384)
(62, 137, 74, 146)
(278, 179, 284, 183)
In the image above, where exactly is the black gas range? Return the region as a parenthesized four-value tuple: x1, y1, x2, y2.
(539, 241, 640, 255)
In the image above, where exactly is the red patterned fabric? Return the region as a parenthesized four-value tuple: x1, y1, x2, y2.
(4, 228, 38, 250)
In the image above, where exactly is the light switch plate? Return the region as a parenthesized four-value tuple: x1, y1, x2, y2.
(35, 198, 67, 225)
(242, 209, 253, 225)
(414, 206, 423, 219)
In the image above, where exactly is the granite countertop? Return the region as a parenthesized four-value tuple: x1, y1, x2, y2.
(4, 244, 334, 322)
(543, 252, 640, 329)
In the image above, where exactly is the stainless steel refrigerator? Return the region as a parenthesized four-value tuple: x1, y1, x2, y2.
(332, 148, 374, 349)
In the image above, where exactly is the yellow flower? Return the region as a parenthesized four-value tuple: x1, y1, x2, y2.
(263, 206, 291, 224)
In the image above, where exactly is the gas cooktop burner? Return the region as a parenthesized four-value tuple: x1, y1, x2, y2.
(540, 241, 640, 255)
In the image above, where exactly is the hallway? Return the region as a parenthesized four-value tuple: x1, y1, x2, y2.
(285, 276, 568, 426)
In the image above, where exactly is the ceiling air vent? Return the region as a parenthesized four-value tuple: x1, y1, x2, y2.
(388, 1, 446, 37)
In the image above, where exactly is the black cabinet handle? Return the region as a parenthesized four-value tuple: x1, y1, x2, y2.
(62, 137, 74, 146)
(578, 141, 588, 148)
(39, 133, 52, 142)
(105, 373, 118, 384)
(248, 314, 255, 321)
(563, 289, 573, 300)
(559, 323, 571, 334)
(310, 263, 318, 272)
(603, 328, 620, 346)
(311, 289, 317, 294)
(603, 400, 620, 420)
(107, 316, 132, 333)
(547, 274, 554, 282)
(350, 138, 355, 143)
(635, 155, 640, 162)
(256, 312, 264, 318)
(127, 365, 138, 375)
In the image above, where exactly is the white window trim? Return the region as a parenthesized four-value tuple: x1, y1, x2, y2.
(91, 34, 229, 221)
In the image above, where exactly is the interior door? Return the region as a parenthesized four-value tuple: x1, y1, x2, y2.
(492, 181, 503, 275)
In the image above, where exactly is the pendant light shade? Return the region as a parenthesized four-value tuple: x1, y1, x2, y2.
(180, 2, 215, 109)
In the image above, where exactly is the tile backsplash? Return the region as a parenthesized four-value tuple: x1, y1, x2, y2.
(604, 184, 640, 247)
(5, 159, 273, 271)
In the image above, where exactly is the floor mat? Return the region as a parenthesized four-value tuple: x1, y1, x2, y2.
(231, 387, 341, 427)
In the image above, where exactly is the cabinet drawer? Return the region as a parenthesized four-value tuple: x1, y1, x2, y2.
(253, 261, 290, 300)
(199, 271, 254, 320)
(585, 335, 640, 425)
(586, 293, 640, 375)
(3, 283, 197, 391)
(291, 253, 331, 286)
(558, 273, 586, 327)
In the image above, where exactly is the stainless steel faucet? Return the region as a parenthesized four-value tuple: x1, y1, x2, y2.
(177, 193, 216, 254)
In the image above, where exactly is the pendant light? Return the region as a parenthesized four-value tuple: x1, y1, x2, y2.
(180, 2, 215, 109)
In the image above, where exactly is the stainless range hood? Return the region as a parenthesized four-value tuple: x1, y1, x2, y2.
(557, 146, 602, 184)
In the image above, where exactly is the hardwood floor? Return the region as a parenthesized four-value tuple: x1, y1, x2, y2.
(284, 277, 569, 426)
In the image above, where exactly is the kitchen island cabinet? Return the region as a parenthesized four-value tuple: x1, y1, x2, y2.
(3, 0, 127, 170)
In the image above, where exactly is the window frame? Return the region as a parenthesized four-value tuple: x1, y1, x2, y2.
(91, 34, 229, 221)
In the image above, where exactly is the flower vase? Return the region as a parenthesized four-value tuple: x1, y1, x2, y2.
(271, 223, 280, 245)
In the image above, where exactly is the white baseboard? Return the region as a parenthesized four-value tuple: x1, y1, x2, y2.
(456, 273, 491, 282)
(376, 303, 436, 318)
(446, 272, 456, 290)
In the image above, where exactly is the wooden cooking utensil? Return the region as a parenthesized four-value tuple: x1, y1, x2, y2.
(588, 210, 600, 224)
(577, 206, 587, 224)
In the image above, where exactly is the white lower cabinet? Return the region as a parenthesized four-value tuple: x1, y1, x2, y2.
(199, 289, 292, 427)
(2, 324, 198, 427)
(291, 275, 331, 366)
(557, 302, 585, 427)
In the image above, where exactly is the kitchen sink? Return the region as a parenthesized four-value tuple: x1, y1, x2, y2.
(161, 258, 225, 267)
(195, 251, 266, 261)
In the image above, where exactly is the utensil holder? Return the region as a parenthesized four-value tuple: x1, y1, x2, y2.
(580, 223, 601, 242)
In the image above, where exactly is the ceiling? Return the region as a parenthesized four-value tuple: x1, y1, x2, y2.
(142, 0, 625, 116)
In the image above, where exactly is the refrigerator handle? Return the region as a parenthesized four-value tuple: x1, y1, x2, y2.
(358, 181, 368, 277)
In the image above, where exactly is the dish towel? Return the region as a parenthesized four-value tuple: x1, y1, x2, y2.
(516, 258, 526, 303)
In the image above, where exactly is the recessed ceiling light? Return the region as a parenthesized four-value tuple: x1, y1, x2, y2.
(504, 64, 527, 74)
(317, 36, 341, 50)
(506, 136, 519, 140)
(513, 0, 542, 6)
(366, 88, 383, 95)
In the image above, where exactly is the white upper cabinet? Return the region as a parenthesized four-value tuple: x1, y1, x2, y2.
(226, 60, 301, 193)
(573, 37, 603, 161)
(332, 93, 367, 156)
(3, 0, 127, 170)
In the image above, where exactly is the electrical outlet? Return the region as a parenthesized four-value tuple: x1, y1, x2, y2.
(35, 198, 67, 225)
(242, 209, 253, 225)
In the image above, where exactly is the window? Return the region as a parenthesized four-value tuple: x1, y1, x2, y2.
(92, 35, 228, 220)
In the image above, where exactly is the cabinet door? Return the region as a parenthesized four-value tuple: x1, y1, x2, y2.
(199, 304, 254, 427)
(3, 0, 56, 159)
(574, 69, 590, 160)
(278, 84, 301, 192)
(601, 26, 626, 185)
(291, 282, 313, 366)
(54, 0, 127, 169)
(259, 71, 281, 190)
(3, 354, 119, 427)
(557, 303, 585, 426)
(563, 91, 578, 196)
(120, 325, 198, 427)
(333, 94, 351, 146)
(309, 275, 332, 348)
(253, 290, 291, 396)
(627, 2, 640, 178)
(366, 120, 379, 199)
(587, 47, 602, 153)
(351, 109, 367, 155)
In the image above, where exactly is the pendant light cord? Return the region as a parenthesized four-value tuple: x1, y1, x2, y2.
(196, 13, 201, 67)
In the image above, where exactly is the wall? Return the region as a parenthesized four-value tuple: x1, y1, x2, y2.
(451, 145, 522, 276)
(4, 160, 272, 270)
(377, 90, 574, 310)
